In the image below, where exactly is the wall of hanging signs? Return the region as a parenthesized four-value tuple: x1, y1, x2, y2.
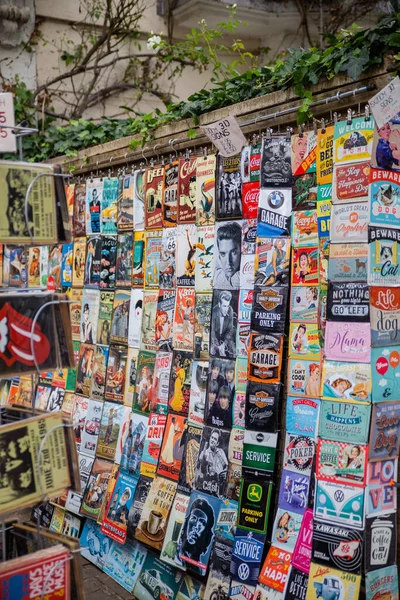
(0, 105, 399, 600)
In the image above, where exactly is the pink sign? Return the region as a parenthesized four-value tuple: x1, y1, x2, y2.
(324, 321, 371, 363)
(292, 508, 313, 573)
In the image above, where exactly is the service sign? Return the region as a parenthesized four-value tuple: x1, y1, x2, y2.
(369, 166, 400, 228)
(324, 321, 371, 363)
(321, 360, 372, 404)
(238, 479, 272, 534)
(251, 286, 288, 333)
(314, 480, 365, 529)
(290, 286, 319, 323)
(371, 346, 400, 402)
(332, 160, 370, 204)
(283, 433, 315, 476)
(369, 401, 400, 460)
(257, 188, 292, 237)
(307, 563, 361, 600)
(370, 286, 400, 347)
(312, 518, 364, 574)
(259, 545, 292, 593)
(272, 508, 303, 553)
(316, 439, 368, 487)
(291, 210, 318, 247)
(319, 400, 371, 444)
(286, 396, 320, 438)
(330, 201, 369, 243)
(287, 358, 321, 399)
(326, 282, 370, 322)
(278, 469, 310, 514)
(368, 225, 400, 286)
(365, 513, 397, 572)
(248, 332, 284, 384)
(231, 527, 265, 586)
(328, 242, 368, 282)
(366, 458, 398, 517)
(333, 116, 375, 164)
(245, 381, 280, 432)
(242, 430, 278, 479)
(292, 508, 313, 573)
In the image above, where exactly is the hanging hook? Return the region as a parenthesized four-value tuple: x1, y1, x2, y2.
(153, 144, 160, 162)
(365, 104, 371, 122)
(169, 138, 178, 159)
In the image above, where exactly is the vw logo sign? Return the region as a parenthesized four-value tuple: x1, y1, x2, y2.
(334, 489, 344, 502)
(238, 563, 250, 581)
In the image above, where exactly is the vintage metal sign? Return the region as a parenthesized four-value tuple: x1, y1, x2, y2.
(324, 321, 371, 363)
(371, 346, 400, 402)
(370, 286, 400, 347)
(251, 286, 288, 333)
(312, 519, 364, 574)
(319, 400, 371, 444)
(366, 457, 398, 517)
(248, 332, 283, 384)
(365, 513, 397, 572)
(326, 282, 369, 322)
(368, 225, 400, 286)
(245, 381, 280, 432)
(314, 480, 365, 528)
(330, 200, 369, 242)
(321, 360, 372, 404)
(286, 396, 320, 437)
(332, 160, 369, 204)
(328, 242, 368, 282)
(316, 438, 368, 487)
(369, 401, 400, 460)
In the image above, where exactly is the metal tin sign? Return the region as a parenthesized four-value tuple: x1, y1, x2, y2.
(370, 286, 400, 347)
(321, 360, 371, 404)
(326, 282, 370, 322)
(245, 381, 280, 432)
(284, 568, 309, 600)
(324, 321, 371, 363)
(319, 400, 371, 444)
(231, 527, 265, 586)
(257, 188, 292, 237)
(287, 358, 321, 399)
(238, 479, 272, 534)
(316, 439, 368, 487)
(369, 401, 400, 460)
(333, 116, 374, 164)
(271, 508, 303, 553)
(317, 199, 331, 238)
(248, 332, 283, 384)
(332, 160, 370, 204)
(312, 518, 364, 574)
(289, 322, 321, 361)
(314, 480, 365, 528)
(328, 242, 368, 282)
(291, 210, 318, 247)
(368, 225, 400, 286)
(369, 166, 400, 228)
(366, 565, 399, 600)
(330, 200, 369, 243)
(260, 136, 292, 188)
(291, 246, 319, 286)
(254, 236, 291, 287)
(278, 469, 310, 514)
(258, 546, 291, 593)
(308, 563, 361, 599)
(365, 513, 397, 572)
(290, 286, 319, 323)
(292, 508, 313, 573)
(366, 457, 398, 517)
(283, 433, 315, 475)
(316, 125, 334, 185)
(371, 346, 400, 402)
(242, 430, 278, 479)
(251, 286, 288, 334)
(286, 396, 320, 437)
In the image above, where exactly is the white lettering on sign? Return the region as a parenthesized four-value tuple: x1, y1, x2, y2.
(0, 93, 16, 152)
(201, 115, 247, 157)
(369, 76, 400, 129)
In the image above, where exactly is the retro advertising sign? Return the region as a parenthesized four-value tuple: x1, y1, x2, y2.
(244, 381, 280, 432)
(238, 479, 272, 534)
(242, 430, 278, 479)
(369, 401, 400, 460)
(231, 528, 265, 587)
(316, 439, 368, 487)
(319, 400, 371, 444)
(366, 565, 399, 600)
(314, 480, 365, 529)
(283, 433, 315, 476)
(369, 166, 400, 228)
(251, 286, 288, 334)
(371, 345, 400, 402)
(368, 225, 400, 286)
(248, 332, 284, 384)
(370, 286, 400, 347)
(324, 321, 371, 363)
(328, 242, 368, 282)
(365, 512, 397, 572)
(332, 160, 370, 204)
(278, 469, 310, 514)
(321, 360, 371, 404)
(312, 519, 364, 574)
(286, 396, 320, 437)
(366, 457, 398, 517)
(307, 562, 361, 599)
(292, 508, 313, 573)
(330, 201, 369, 243)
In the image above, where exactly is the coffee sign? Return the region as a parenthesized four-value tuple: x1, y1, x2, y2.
(316, 439, 368, 487)
(326, 282, 369, 322)
(365, 513, 397, 571)
(370, 286, 400, 347)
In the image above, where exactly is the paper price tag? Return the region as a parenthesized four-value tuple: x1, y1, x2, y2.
(0, 92, 16, 152)
(369, 76, 400, 128)
(201, 115, 247, 157)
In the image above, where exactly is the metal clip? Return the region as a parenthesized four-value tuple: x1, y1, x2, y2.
(365, 104, 371, 122)
(298, 124, 304, 138)
(321, 118, 326, 134)
(347, 108, 353, 125)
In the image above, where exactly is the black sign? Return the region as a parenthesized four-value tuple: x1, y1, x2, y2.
(312, 518, 363, 574)
(248, 332, 283, 383)
(251, 286, 288, 333)
(365, 512, 397, 572)
(284, 567, 309, 600)
(327, 282, 370, 322)
(238, 479, 272, 534)
(260, 136, 292, 188)
(245, 381, 280, 431)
